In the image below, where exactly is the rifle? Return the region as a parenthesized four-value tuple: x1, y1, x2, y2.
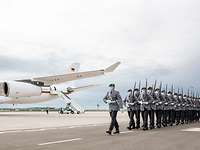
(133, 82, 136, 95)
(139, 80, 141, 95)
(152, 80, 157, 96)
(181, 88, 184, 99)
(159, 82, 163, 96)
(165, 84, 168, 96)
(171, 84, 174, 98)
(145, 79, 148, 96)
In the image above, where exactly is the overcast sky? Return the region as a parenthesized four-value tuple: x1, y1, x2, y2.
(0, 0, 199, 108)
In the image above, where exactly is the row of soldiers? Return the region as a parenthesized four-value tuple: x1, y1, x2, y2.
(103, 82, 200, 135)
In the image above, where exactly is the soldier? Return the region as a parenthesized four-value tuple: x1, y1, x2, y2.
(161, 90, 169, 127)
(149, 86, 156, 129)
(174, 93, 181, 125)
(133, 88, 141, 129)
(167, 91, 175, 126)
(184, 95, 190, 124)
(124, 89, 135, 130)
(154, 88, 163, 128)
(140, 87, 151, 130)
(103, 84, 123, 135)
(180, 93, 186, 124)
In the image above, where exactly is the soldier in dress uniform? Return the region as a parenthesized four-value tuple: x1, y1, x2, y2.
(103, 84, 123, 135)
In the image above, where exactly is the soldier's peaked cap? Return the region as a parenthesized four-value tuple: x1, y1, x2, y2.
(128, 89, 132, 92)
(109, 84, 115, 87)
(148, 87, 153, 90)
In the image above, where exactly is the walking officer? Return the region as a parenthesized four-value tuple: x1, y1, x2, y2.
(103, 84, 123, 135)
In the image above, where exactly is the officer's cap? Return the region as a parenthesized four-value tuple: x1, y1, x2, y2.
(155, 88, 160, 91)
(109, 84, 115, 87)
(161, 90, 165, 93)
(174, 93, 178, 95)
(168, 91, 172, 94)
(148, 87, 153, 90)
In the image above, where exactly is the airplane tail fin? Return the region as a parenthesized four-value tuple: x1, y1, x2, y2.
(104, 61, 121, 73)
(68, 63, 80, 73)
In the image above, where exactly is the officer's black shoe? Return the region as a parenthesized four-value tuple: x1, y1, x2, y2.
(106, 131, 112, 135)
(113, 131, 120, 134)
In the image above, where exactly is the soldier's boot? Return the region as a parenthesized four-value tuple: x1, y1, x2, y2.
(106, 130, 112, 135)
(127, 126, 132, 130)
(113, 130, 120, 134)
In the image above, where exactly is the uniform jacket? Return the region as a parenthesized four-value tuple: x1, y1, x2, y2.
(103, 90, 123, 112)
(124, 93, 140, 111)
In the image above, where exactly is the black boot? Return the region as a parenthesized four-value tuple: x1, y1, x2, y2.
(113, 130, 120, 134)
(127, 127, 132, 130)
(106, 131, 112, 135)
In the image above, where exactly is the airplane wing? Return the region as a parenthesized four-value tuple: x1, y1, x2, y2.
(32, 62, 120, 85)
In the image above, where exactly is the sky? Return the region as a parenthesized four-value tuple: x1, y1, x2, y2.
(0, 0, 200, 109)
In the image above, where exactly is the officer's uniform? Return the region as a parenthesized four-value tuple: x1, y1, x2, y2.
(103, 84, 123, 134)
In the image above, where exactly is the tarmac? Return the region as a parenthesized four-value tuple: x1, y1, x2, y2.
(0, 111, 200, 150)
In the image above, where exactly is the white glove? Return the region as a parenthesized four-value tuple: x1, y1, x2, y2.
(159, 102, 162, 104)
(106, 100, 112, 104)
(127, 102, 134, 106)
(143, 102, 148, 105)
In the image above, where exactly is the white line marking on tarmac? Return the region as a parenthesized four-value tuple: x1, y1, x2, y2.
(0, 124, 105, 135)
(120, 131, 133, 134)
(38, 138, 83, 146)
(182, 128, 200, 132)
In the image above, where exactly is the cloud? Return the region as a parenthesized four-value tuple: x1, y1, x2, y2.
(0, 0, 200, 108)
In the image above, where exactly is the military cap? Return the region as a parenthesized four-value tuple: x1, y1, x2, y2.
(128, 89, 132, 92)
(134, 88, 139, 91)
(109, 84, 115, 87)
(141, 87, 146, 90)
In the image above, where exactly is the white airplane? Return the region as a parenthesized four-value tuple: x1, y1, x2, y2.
(0, 62, 120, 113)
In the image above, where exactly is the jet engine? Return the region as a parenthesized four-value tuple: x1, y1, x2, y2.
(1, 81, 42, 97)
